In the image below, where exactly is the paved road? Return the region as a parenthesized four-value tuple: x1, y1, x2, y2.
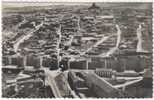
(43, 68, 62, 97)
(81, 35, 114, 55)
(136, 23, 148, 52)
(57, 25, 62, 67)
(113, 77, 143, 89)
(79, 24, 122, 57)
(105, 24, 122, 56)
(13, 21, 44, 52)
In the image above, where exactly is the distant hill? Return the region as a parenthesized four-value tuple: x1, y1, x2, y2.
(97, 3, 152, 9)
(2, 2, 152, 14)
(3, 2, 152, 9)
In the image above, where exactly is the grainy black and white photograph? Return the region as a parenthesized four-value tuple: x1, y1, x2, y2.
(2, 1, 153, 98)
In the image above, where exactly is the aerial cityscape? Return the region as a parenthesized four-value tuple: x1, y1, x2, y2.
(2, 2, 153, 98)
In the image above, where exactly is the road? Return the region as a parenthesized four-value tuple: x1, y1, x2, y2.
(79, 24, 122, 57)
(67, 35, 74, 46)
(13, 21, 44, 52)
(115, 24, 122, 48)
(81, 35, 114, 55)
(113, 77, 143, 89)
(136, 23, 148, 52)
(57, 25, 62, 68)
(105, 24, 122, 57)
(136, 24, 143, 52)
(43, 68, 78, 98)
(43, 68, 62, 97)
(78, 17, 81, 31)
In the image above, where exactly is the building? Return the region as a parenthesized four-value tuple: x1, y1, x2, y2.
(88, 3, 102, 16)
